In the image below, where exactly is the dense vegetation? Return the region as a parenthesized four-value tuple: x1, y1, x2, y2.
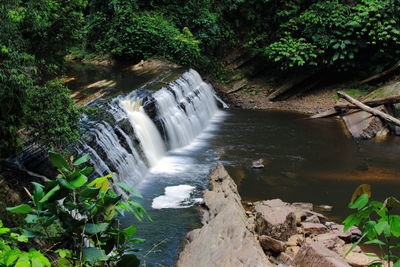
(2, 152, 147, 266)
(2, 0, 400, 158)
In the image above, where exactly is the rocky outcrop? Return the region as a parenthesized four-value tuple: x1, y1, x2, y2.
(178, 164, 374, 267)
(177, 163, 272, 267)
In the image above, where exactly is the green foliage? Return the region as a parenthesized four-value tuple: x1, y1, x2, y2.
(0, 0, 86, 158)
(6, 152, 149, 266)
(25, 80, 80, 150)
(344, 184, 400, 266)
(0, 220, 51, 267)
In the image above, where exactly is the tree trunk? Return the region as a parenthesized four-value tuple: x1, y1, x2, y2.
(337, 91, 400, 127)
(334, 95, 400, 110)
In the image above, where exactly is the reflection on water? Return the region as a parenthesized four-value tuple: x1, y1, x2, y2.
(216, 110, 400, 221)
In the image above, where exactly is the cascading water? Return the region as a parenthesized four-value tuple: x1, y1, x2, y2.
(78, 69, 224, 185)
(120, 99, 166, 167)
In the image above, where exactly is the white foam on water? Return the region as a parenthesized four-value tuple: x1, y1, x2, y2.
(152, 185, 196, 209)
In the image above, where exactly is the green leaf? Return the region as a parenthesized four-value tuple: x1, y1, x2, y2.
(116, 254, 140, 267)
(57, 258, 73, 267)
(364, 239, 385, 245)
(39, 185, 60, 203)
(375, 221, 390, 236)
(6, 204, 32, 214)
(72, 154, 90, 166)
(129, 238, 145, 243)
(80, 166, 94, 176)
(85, 223, 109, 234)
(348, 194, 369, 210)
(122, 225, 137, 237)
(390, 215, 400, 237)
(49, 151, 69, 172)
(115, 182, 143, 198)
(394, 259, 400, 267)
(343, 214, 362, 231)
(78, 187, 101, 198)
(0, 227, 10, 234)
(82, 248, 108, 263)
(70, 174, 88, 188)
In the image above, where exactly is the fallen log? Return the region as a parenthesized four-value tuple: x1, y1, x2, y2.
(337, 91, 400, 127)
(335, 94, 400, 110)
(309, 108, 340, 119)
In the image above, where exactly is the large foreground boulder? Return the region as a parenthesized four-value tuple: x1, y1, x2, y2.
(177, 163, 272, 267)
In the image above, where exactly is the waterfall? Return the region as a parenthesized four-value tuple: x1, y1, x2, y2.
(79, 69, 224, 186)
(121, 99, 166, 167)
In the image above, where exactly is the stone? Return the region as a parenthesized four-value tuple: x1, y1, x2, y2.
(286, 234, 304, 247)
(294, 242, 351, 267)
(177, 163, 272, 267)
(277, 252, 295, 266)
(305, 215, 320, 224)
(301, 222, 329, 235)
(344, 252, 377, 267)
(259, 235, 287, 253)
(252, 159, 265, 168)
(255, 199, 297, 241)
(334, 244, 362, 256)
(314, 233, 345, 249)
(331, 224, 362, 243)
(315, 205, 334, 212)
(286, 246, 300, 257)
(292, 202, 313, 211)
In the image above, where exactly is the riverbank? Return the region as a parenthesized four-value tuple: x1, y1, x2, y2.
(178, 163, 380, 267)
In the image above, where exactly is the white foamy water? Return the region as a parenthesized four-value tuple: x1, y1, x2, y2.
(152, 185, 196, 209)
(121, 98, 166, 167)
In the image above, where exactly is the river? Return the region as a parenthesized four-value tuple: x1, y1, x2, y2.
(67, 62, 400, 266)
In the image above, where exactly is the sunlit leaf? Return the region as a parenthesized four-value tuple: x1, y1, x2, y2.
(49, 151, 69, 172)
(72, 154, 90, 166)
(6, 204, 32, 214)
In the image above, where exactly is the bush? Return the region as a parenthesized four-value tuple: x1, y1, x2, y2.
(6, 152, 149, 266)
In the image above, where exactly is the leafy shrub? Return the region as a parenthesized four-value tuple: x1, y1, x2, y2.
(6, 152, 148, 266)
(344, 184, 400, 266)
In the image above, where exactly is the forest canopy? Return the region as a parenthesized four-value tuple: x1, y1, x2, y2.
(1, 0, 400, 157)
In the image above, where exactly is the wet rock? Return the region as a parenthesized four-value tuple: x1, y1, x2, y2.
(259, 235, 287, 253)
(177, 163, 272, 267)
(301, 222, 329, 235)
(294, 242, 351, 267)
(255, 199, 297, 241)
(252, 159, 265, 168)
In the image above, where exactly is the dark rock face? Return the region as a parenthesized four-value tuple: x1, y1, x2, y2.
(177, 163, 272, 267)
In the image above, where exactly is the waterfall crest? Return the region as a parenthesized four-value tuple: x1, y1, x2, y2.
(79, 69, 224, 185)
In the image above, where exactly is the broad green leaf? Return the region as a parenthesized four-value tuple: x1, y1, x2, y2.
(394, 259, 400, 267)
(116, 254, 140, 267)
(348, 194, 369, 210)
(115, 182, 143, 198)
(390, 215, 400, 237)
(82, 248, 108, 263)
(39, 185, 60, 203)
(122, 225, 137, 237)
(80, 166, 94, 176)
(87, 174, 113, 193)
(375, 221, 390, 236)
(78, 187, 100, 198)
(85, 223, 109, 234)
(49, 151, 69, 172)
(0, 227, 10, 234)
(343, 214, 362, 231)
(6, 204, 32, 214)
(351, 184, 371, 203)
(55, 249, 72, 259)
(70, 174, 88, 188)
(72, 154, 90, 166)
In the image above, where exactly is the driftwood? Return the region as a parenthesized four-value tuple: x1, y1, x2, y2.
(361, 60, 400, 84)
(310, 94, 400, 119)
(309, 108, 339, 119)
(337, 91, 400, 127)
(335, 94, 400, 110)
